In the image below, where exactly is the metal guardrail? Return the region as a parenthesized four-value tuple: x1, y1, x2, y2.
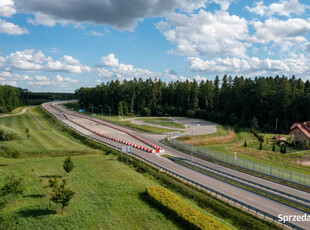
(173, 158, 310, 211)
(168, 139, 310, 188)
(176, 158, 310, 208)
(42, 103, 304, 230)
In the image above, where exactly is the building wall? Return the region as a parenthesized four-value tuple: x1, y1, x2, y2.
(289, 128, 310, 144)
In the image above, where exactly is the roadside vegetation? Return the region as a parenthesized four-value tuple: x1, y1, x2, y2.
(136, 117, 185, 129)
(177, 122, 310, 177)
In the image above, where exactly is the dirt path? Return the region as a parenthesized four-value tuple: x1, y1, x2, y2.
(0, 107, 29, 118)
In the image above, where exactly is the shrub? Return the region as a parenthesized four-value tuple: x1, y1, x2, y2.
(244, 140, 247, 147)
(146, 186, 230, 230)
(272, 144, 276, 152)
(0, 126, 18, 141)
(259, 142, 262, 150)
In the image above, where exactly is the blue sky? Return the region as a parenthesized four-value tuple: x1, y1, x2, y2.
(1, 0, 310, 92)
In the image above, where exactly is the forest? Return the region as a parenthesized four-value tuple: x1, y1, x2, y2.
(75, 75, 310, 133)
(0, 86, 74, 113)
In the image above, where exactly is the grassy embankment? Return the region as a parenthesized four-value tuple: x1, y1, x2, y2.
(0, 106, 98, 158)
(177, 124, 310, 175)
(0, 105, 236, 229)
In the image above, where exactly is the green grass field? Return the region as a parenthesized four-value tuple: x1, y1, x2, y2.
(0, 154, 235, 230)
(0, 106, 97, 157)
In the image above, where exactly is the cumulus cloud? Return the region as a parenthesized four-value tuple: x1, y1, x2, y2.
(0, 70, 33, 87)
(46, 55, 91, 73)
(246, 0, 307, 17)
(157, 10, 249, 58)
(15, 0, 208, 31)
(5, 50, 91, 73)
(0, 0, 16, 17)
(250, 18, 310, 49)
(186, 55, 309, 76)
(27, 12, 69, 27)
(27, 74, 78, 87)
(97, 54, 158, 79)
(0, 19, 28, 35)
(193, 75, 209, 82)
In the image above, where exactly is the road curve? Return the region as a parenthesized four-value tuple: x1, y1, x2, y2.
(43, 101, 310, 229)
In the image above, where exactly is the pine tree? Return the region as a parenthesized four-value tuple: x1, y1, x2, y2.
(244, 140, 247, 147)
(259, 142, 263, 150)
(63, 157, 74, 174)
(50, 179, 75, 214)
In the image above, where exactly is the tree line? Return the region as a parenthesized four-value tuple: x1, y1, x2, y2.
(0, 85, 75, 113)
(75, 75, 310, 133)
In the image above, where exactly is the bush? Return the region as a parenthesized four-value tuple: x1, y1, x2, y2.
(244, 140, 247, 147)
(146, 186, 230, 230)
(272, 144, 276, 152)
(259, 142, 262, 150)
(0, 126, 18, 141)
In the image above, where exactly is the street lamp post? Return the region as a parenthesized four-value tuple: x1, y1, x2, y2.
(191, 124, 200, 163)
(106, 106, 111, 117)
(90, 103, 93, 115)
(99, 105, 103, 117)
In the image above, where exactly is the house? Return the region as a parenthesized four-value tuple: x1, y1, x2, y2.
(289, 122, 310, 144)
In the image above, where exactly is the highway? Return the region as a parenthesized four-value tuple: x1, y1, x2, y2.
(43, 101, 310, 229)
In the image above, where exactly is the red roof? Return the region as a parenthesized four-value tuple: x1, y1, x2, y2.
(290, 122, 310, 138)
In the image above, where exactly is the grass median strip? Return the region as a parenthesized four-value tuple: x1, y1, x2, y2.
(171, 158, 310, 214)
(146, 186, 231, 230)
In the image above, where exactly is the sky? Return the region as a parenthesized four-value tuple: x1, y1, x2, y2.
(1, 0, 310, 92)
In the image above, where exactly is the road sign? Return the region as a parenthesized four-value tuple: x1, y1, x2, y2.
(126, 146, 132, 152)
(121, 146, 127, 153)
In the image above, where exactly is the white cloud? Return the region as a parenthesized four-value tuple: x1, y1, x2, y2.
(193, 75, 209, 82)
(210, 0, 236, 11)
(6, 50, 49, 70)
(0, 71, 33, 87)
(0, 0, 16, 17)
(46, 55, 91, 73)
(187, 55, 309, 76)
(27, 12, 69, 27)
(27, 74, 78, 87)
(85, 30, 104, 36)
(179, 76, 192, 82)
(164, 69, 178, 80)
(158, 10, 249, 58)
(98, 54, 158, 79)
(0, 56, 5, 66)
(4, 50, 91, 73)
(97, 67, 115, 78)
(0, 19, 28, 35)
(246, 0, 307, 17)
(100, 54, 119, 67)
(250, 18, 310, 49)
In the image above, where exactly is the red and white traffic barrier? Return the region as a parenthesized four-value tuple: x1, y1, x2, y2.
(67, 113, 164, 153)
(63, 114, 156, 153)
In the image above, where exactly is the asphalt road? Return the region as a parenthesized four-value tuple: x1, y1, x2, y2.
(43, 101, 310, 229)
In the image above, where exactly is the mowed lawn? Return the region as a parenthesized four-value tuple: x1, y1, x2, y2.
(0, 106, 95, 154)
(0, 154, 183, 230)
